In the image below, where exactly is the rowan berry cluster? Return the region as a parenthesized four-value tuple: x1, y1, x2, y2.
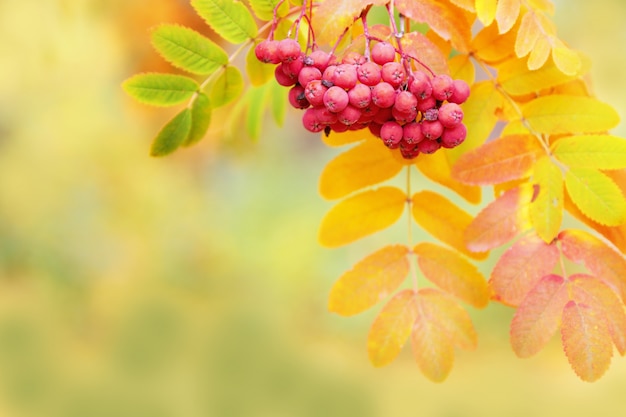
(255, 38, 469, 159)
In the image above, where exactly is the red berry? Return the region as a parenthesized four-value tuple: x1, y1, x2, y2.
(369, 122, 383, 137)
(393, 90, 418, 113)
(288, 85, 310, 109)
(329, 122, 349, 133)
(322, 65, 337, 87)
(371, 82, 396, 108)
(421, 120, 444, 140)
(298, 66, 322, 87)
(254, 40, 280, 64)
(274, 64, 297, 86)
(438, 102, 464, 128)
(380, 121, 404, 148)
(281, 54, 304, 78)
(441, 123, 467, 148)
(277, 38, 301, 63)
(431, 74, 454, 101)
(416, 96, 437, 113)
(302, 108, 324, 132)
(402, 122, 425, 144)
(381, 62, 406, 88)
(348, 83, 372, 108)
(332, 64, 358, 90)
(391, 106, 417, 124)
(304, 80, 328, 106)
(342, 52, 367, 66)
(307, 50, 333, 71)
(314, 106, 338, 125)
(337, 105, 362, 125)
(371, 42, 396, 65)
(372, 106, 393, 124)
(409, 71, 432, 99)
(323, 86, 350, 113)
(357, 62, 382, 86)
(417, 139, 441, 154)
(449, 79, 470, 104)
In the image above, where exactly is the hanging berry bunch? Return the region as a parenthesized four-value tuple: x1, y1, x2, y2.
(254, 4, 470, 159)
(123, 0, 626, 383)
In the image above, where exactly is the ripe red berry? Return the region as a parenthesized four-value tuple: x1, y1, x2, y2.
(391, 106, 417, 124)
(372, 106, 393, 124)
(314, 106, 339, 125)
(438, 102, 464, 128)
(332, 64, 358, 90)
(402, 122, 425, 144)
(337, 105, 362, 125)
(416, 96, 437, 113)
(357, 62, 382, 86)
(254, 40, 280, 64)
(274, 64, 297, 86)
(380, 121, 404, 148)
(369, 122, 383, 137)
(381, 62, 407, 88)
(322, 65, 337, 87)
(440, 123, 467, 148)
(371, 42, 396, 65)
(417, 139, 441, 154)
(302, 108, 324, 132)
(421, 120, 444, 140)
(329, 122, 349, 133)
(277, 38, 302, 63)
(371, 82, 396, 108)
(449, 79, 470, 104)
(298, 66, 322, 87)
(281, 54, 304, 78)
(348, 83, 372, 108)
(304, 80, 328, 106)
(323, 86, 350, 113)
(393, 90, 418, 113)
(409, 71, 432, 99)
(342, 52, 367, 66)
(431, 74, 454, 101)
(288, 85, 310, 109)
(307, 50, 333, 71)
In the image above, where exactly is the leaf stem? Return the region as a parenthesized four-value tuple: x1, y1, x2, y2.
(406, 165, 419, 291)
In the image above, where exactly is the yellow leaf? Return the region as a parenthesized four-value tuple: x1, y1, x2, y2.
(527, 35, 551, 70)
(551, 39, 581, 76)
(447, 81, 503, 163)
(515, 10, 543, 57)
(412, 302, 454, 382)
(523, 95, 621, 135)
(368, 289, 417, 367)
(319, 187, 406, 247)
(475, 0, 497, 26)
(473, 21, 518, 64)
(414, 243, 489, 308)
(448, 54, 475, 85)
(412, 191, 488, 260)
(246, 41, 274, 86)
(565, 168, 626, 226)
(561, 300, 613, 382)
(552, 135, 626, 170)
(449, 0, 475, 12)
(497, 54, 588, 96)
(319, 140, 403, 200)
(452, 134, 544, 185)
(329, 245, 410, 316)
(312, 0, 387, 46)
(415, 150, 481, 204)
(495, 0, 520, 34)
(530, 156, 564, 242)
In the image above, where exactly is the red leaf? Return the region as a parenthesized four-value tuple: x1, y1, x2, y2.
(368, 289, 418, 367)
(561, 300, 613, 382)
(465, 184, 534, 252)
(328, 245, 410, 316)
(400, 31, 450, 75)
(510, 274, 569, 357)
(490, 233, 559, 306)
(570, 274, 626, 356)
(559, 229, 626, 301)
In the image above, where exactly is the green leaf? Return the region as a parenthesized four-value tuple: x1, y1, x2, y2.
(553, 135, 626, 170)
(530, 157, 564, 242)
(249, 0, 289, 20)
(246, 42, 275, 86)
(123, 73, 198, 107)
(191, 0, 258, 44)
(565, 168, 626, 226)
(185, 93, 212, 146)
(209, 66, 244, 107)
(150, 108, 192, 156)
(245, 85, 267, 141)
(270, 82, 287, 126)
(151, 24, 228, 75)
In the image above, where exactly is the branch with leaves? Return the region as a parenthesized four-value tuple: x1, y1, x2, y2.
(123, 0, 626, 383)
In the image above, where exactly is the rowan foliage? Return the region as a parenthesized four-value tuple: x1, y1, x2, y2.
(123, 0, 626, 382)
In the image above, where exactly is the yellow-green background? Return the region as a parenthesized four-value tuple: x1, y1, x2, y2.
(1, 1, 626, 416)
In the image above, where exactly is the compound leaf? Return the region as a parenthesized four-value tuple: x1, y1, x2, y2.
(123, 73, 198, 107)
(191, 0, 258, 44)
(329, 245, 410, 316)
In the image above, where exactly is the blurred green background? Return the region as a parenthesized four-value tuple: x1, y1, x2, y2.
(1, 1, 626, 416)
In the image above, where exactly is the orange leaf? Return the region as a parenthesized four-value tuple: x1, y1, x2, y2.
(319, 140, 403, 200)
(561, 300, 613, 382)
(414, 243, 489, 308)
(465, 184, 534, 252)
(558, 229, 626, 301)
(412, 299, 454, 382)
(529, 156, 564, 242)
(319, 186, 406, 247)
(412, 191, 488, 260)
(395, 0, 472, 53)
(475, 0, 497, 26)
(490, 232, 560, 306)
(451, 134, 544, 185)
(570, 274, 626, 356)
(510, 274, 569, 357)
(312, 0, 387, 46)
(448, 53, 475, 85)
(472, 21, 518, 65)
(415, 150, 481, 204)
(417, 288, 477, 350)
(401, 31, 449, 76)
(329, 245, 410, 316)
(368, 289, 417, 367)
